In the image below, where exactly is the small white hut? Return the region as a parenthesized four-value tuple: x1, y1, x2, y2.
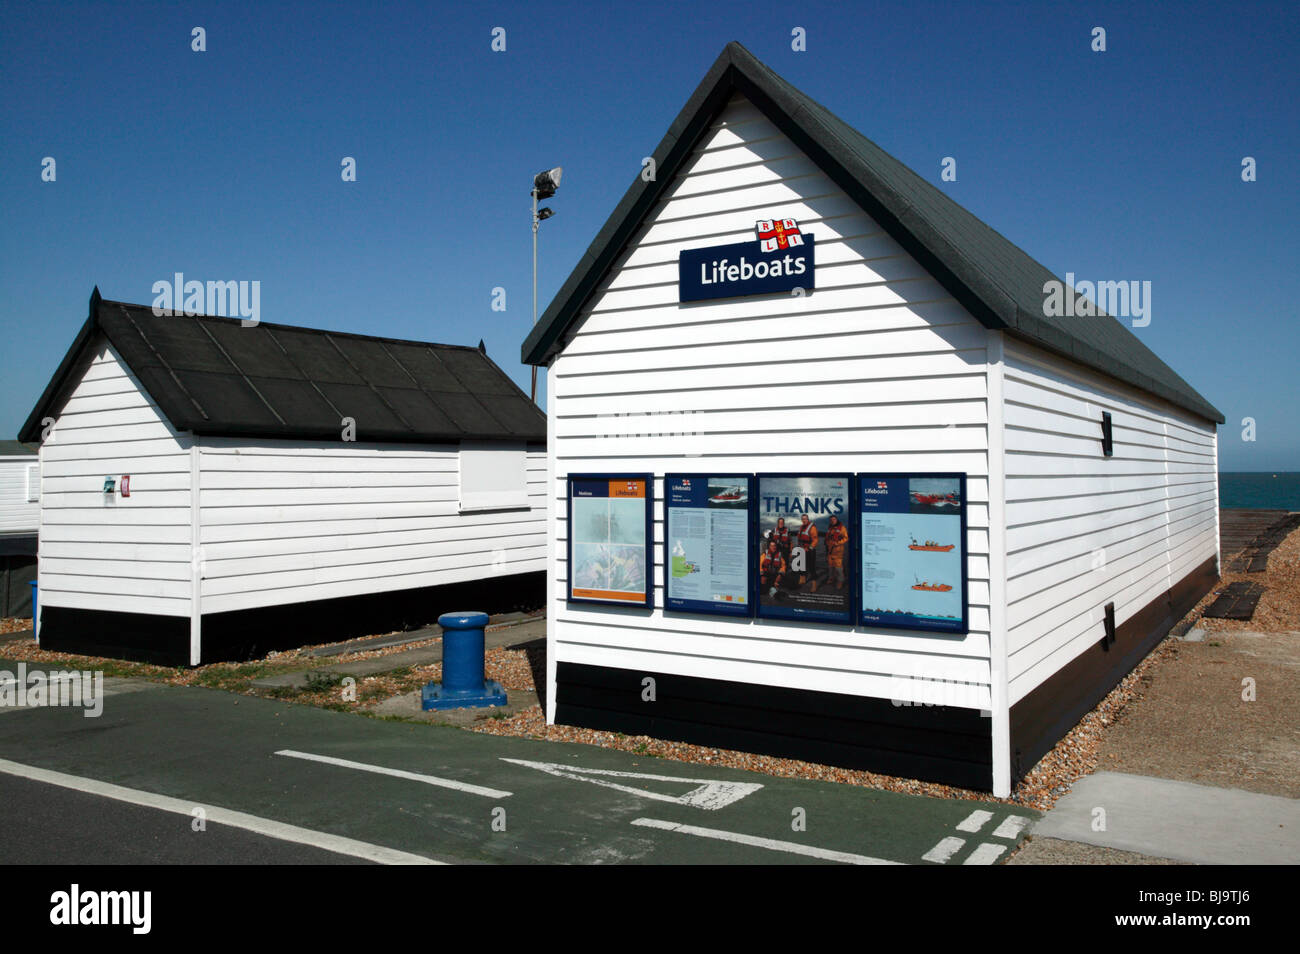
(20, 291, 547, 664)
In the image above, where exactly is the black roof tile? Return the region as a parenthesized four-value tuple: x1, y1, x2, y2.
(19, 292, 546, 444)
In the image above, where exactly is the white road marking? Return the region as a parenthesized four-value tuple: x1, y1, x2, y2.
(993, 815, 1031, 840)
(963, 842, 1007, 865)
(956, 809, 994, 833)
(500, 758, 762, 810)
(276, 750, 511, 799)
(0, 756, 442, 865)
(631, 817, 902, 865)
(921, 835, 966, 863)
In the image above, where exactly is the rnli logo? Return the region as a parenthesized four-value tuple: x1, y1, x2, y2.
(756, 218, 803, 253)
(679, 215, 815, 302)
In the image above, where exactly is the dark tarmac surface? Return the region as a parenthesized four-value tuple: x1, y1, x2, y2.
(0, 666, 1036, 865)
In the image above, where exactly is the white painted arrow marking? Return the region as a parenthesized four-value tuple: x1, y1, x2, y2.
(631, 817, 902, 865)
(277, 750, 512, 799)
(499, 758, 762, 810)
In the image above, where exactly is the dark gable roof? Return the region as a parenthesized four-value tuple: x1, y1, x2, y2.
(19, 290, 546, 444)
(523, 42, 1223, 425)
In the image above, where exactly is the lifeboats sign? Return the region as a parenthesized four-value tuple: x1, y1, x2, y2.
(858, 473, 969, 634)
(679, 218, 815, 302)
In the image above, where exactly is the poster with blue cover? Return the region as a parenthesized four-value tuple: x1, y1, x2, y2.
(756, 474, 853, 624)
(567, 475, 653, 609)
(664, 474, 753, 617)
(857, 474, 968, 634)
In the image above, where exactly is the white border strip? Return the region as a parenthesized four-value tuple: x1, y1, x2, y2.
(0, 756, 443, 865)
(631, 817, 902, 865)
(993, 814, 1031, 840)
(963, 842, 1007, 865)
(956, 809, 994, 833)
(921, 835, 966, 864)
(277, 749, 512, 799)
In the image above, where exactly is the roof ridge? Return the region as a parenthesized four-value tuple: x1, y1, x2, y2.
(95, 298, 484, 353)
(18, 290, 546, 444)
(521, 41, 1223, 424)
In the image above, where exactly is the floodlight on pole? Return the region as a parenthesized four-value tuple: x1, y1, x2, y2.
(531, 165, 563, 403)
(534, 166, 562, 200)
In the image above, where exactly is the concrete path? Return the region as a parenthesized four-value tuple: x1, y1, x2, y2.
(1031, 771, 1300, 864)
(369, 688, 539, 726)
(309, 612, 541, 658)
(251, 619, 545, 689)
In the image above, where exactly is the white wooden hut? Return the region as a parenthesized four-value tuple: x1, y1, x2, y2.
(20, 290, 547, 664)
(0, 440, 40, 618)
(522, 43, 1222, 795)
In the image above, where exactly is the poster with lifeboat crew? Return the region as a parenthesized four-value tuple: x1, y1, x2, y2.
(858, 474, 969, 634)
(756, 475, 853, 624)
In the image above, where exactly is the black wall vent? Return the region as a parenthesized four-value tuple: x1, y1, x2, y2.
(1101, 411, 1114, 457)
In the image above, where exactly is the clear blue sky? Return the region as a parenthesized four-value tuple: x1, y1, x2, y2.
(2, 1, 1295, 469)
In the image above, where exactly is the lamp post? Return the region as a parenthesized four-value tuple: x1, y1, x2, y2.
(531, 166, 562, 403)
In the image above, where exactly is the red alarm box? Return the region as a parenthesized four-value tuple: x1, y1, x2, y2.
(120, 475, 131, 497)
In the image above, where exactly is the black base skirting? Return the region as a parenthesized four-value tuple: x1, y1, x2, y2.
(1008, 555, 1219, 783)
(36, 570, 545, 666)
(1, 553, 37, 618)
(555, 662, 994, 791)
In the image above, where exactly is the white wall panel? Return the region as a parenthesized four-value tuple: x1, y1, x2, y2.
(548, 93, 993, 709)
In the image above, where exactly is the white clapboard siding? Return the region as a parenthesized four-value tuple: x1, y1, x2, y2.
(37, 342, 194, 616)
(549, 92, 993, 709)
(1003, 338, 1218, 704)
(0, 457, 40, 535)
(36, 338, 548, 624)
(197, 442, 546, 613)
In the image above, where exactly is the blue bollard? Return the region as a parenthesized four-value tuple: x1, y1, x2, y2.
(29, 580, 37, 622)
(421, 611, 508, 710)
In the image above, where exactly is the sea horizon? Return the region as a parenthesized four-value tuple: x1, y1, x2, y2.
(1218, 472, 1300, 510)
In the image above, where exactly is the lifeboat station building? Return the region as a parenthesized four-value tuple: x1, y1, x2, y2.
(523, 42, 1222, 796)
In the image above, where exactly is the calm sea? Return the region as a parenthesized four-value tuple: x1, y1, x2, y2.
(1219, 473, 1300, 510)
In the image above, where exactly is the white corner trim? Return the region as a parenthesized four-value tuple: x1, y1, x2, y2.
(545, 362, 558, 725)
(189, 438, 202, 666)
(985, 330, 1011, 798)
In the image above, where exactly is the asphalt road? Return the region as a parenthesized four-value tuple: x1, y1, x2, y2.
(0, 772, 369, 864)
(0, 669, 1035, 865)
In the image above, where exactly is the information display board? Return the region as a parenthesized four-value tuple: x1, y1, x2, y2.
(755, 474, 853, 624)
(663, 474, 754, 617)
(567, 475, 653, 608)
(857, 473, 968, 634)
